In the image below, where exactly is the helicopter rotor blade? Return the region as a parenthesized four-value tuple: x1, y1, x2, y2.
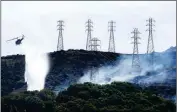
(6, 37, 19, 42)
(20, 34, 25, 39)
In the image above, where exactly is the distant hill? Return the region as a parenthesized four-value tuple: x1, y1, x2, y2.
(1, 47, 176, 102)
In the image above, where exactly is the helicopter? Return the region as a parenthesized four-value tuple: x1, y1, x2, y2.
(6, 34, 25, 45)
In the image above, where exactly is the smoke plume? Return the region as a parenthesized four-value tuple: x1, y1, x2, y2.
(78, 51, 175, 85)
(78, 55, 142, 84)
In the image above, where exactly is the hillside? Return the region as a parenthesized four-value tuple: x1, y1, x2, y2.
(2, 82, 176, 112)
(1, 50, 119, 96)
(1, 47, 176, 102)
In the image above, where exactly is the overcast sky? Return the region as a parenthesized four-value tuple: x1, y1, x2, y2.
(2, 1, 176, 56)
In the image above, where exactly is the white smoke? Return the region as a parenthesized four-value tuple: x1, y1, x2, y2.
(78, 55, 144, 84)
(137, 72, 168, 84)
(21, 43, 50, 91)
(78, 54, 173, 85)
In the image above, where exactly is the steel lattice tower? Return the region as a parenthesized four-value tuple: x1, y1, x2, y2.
(57, 20, 64, 51)
(86, 19, 93, 51)
(108, 20, 116, 53)
(89, 37, 101, 81)
(89, 37, 101, 51)
(131, 28, 141, 71)
(146, 18, 155, 68)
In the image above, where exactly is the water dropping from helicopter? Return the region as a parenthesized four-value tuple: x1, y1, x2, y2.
(6, 34, 50, 91)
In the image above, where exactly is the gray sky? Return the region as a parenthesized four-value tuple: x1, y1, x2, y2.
(2, 1, 176, 56)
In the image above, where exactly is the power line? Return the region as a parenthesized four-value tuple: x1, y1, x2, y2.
(131, 28, 141, 71)
(86, 19, 93, 51)
(146, 17, 155, 69)
(57, 20, 64, 51)
(108, 20, 116, 53)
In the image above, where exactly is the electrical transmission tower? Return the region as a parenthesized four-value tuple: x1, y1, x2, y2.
(89, 37, 101, 81)
(108, 20, 116, 52)
(146, 18, 155, 68)
(57, 20, 64, 51)
(86, 19, 93, 50)
(131, 28, 141, 72)
(89, 37, 101, 51)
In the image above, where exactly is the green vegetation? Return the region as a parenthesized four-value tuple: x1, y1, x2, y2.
(2, 82, 176, 112)
(2, 89, 56, 112)
(1, 55, 25, 96)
